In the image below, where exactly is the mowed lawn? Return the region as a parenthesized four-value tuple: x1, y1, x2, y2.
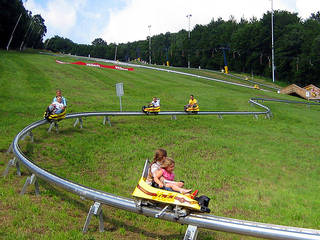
(0, 50, 319, 240)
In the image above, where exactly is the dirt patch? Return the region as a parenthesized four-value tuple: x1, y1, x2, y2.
(222, 206, 251, 217)
(214, 183, 232, 193)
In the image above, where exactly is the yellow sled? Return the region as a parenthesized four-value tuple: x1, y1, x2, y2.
(184, 104, 199, 113)
(142, 105, 160, 114)
(44, 108, 66, 121)
(132, 160, 210, 213)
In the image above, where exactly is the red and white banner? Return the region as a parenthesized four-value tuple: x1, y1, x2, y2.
(55, 60, 134, 71)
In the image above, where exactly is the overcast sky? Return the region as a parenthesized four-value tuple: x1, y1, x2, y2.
(24, 0, 320, 45)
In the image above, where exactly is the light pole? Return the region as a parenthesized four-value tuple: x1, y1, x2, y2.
(114, 45, 117, 61)
(7, 0, 27, 51)
(20, 19, 33, 51)
(186, 14, 192, 68)
(6, 13, 22, 51)
(148, 25, 151, 64)
(271, 0, 275, 82)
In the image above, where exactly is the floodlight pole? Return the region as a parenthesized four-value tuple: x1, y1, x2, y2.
(271, 0, 275, 82)
(6, 13, 22, 51)
(186, 14, 192, 68)
(7, 0, 28, 51)
(45, 38, 51, 49)
(148, 25, 151, 64)
(20, 19, 33, 51)
(114, 45, 117, 61)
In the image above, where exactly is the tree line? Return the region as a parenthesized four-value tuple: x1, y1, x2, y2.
(45, 10, 320, 86)
(0, 0, 46, 50)
(1, 2, 319, 86)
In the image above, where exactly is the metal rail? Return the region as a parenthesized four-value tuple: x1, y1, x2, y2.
(252, 97, 320, 106)
(65, 99, 270, 118)
(5, 99, 320, 239)
(227, 74, 280, 91)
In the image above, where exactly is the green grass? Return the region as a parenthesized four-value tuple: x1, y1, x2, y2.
(0, 50, 319, 240)
(131, 60, 281, 90)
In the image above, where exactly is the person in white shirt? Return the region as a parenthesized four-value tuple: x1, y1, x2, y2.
(50, 96, 64, 114)
(150, 97, 160, 107)
(52, 89, 67, 109)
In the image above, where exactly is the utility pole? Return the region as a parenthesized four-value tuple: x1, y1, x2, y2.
(20, 19, 33, 51)
(148, 25, 151, 64)
(6, 0, 27, 51)
(114, 45, 117, 61)
(6, 13, 22, 51)
(45, 38, 51, 49)
(186, 14, 192, 68)
(271, 0, 275, 82)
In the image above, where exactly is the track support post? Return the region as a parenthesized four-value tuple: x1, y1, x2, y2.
(265, 113, 272, 119)
(74, 118, 83, 128)
(7, 142, 13, 154)
(20, 173, 40, 195)
(83, 202, 104, 233)
(103, 116, 112, 127)
(171, 115, 177, 120)
(155, 205, 169, 218)
(183, 225, 198, 240)
(21, 131, 34, 142)
(48, 121, 59, 133)
(218, 114, 223, 119)
(2, 157, 21, 177)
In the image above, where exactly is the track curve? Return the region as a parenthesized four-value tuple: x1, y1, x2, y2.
(9, 99, 320, 240)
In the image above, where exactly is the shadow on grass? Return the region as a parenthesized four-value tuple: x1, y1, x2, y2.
(36, 180, 186, 239)
(101, 214, 184, 240)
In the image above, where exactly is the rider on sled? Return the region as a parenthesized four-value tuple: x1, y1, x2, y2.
(44, 89, 67, 121)
(184, 95, 199, 113)
(142, 97, 160, 114)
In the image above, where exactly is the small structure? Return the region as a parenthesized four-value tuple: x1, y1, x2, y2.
(280, 84, 320, 100)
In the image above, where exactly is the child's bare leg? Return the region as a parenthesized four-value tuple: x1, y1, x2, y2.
(176, 181, 184, 188)
(166, 183, 191, 194)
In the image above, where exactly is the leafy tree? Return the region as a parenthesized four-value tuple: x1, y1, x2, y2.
(0, 0, 32, 49)
(92, 38, 107, 46)
(46, 36, 74, 53)
(3, 6, 316, 86)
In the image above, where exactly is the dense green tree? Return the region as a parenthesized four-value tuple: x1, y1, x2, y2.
(0, 0, 46, 50)
(46, 36, 74, 53)
(2, 5, 316, 86)
(26, 14, 47, 49)
(92, 38, 107, 46)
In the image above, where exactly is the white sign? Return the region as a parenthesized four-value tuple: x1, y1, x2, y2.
(116, 83, 124, 97)
(116, 83, 124, 111)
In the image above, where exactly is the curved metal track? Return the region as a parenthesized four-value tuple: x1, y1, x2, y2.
(8, 99, 320, 240)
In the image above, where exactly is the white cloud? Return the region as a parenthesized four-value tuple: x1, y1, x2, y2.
(25, 0, 320, 44)
(25, 0, 87, 38)
(101, 0, 276, 44)
(297, 0, 320, 19)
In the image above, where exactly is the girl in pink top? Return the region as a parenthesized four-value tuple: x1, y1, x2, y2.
(154, 157, 192, 194)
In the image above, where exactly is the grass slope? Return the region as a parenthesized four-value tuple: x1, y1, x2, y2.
(0, 50, 319, 240)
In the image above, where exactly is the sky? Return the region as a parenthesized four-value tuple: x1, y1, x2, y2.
(24, 0, 320, 45)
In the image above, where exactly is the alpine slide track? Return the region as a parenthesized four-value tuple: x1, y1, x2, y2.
(3, 61, 320, 239)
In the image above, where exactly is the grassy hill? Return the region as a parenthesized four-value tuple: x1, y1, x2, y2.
(0, 50, 319, 240)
